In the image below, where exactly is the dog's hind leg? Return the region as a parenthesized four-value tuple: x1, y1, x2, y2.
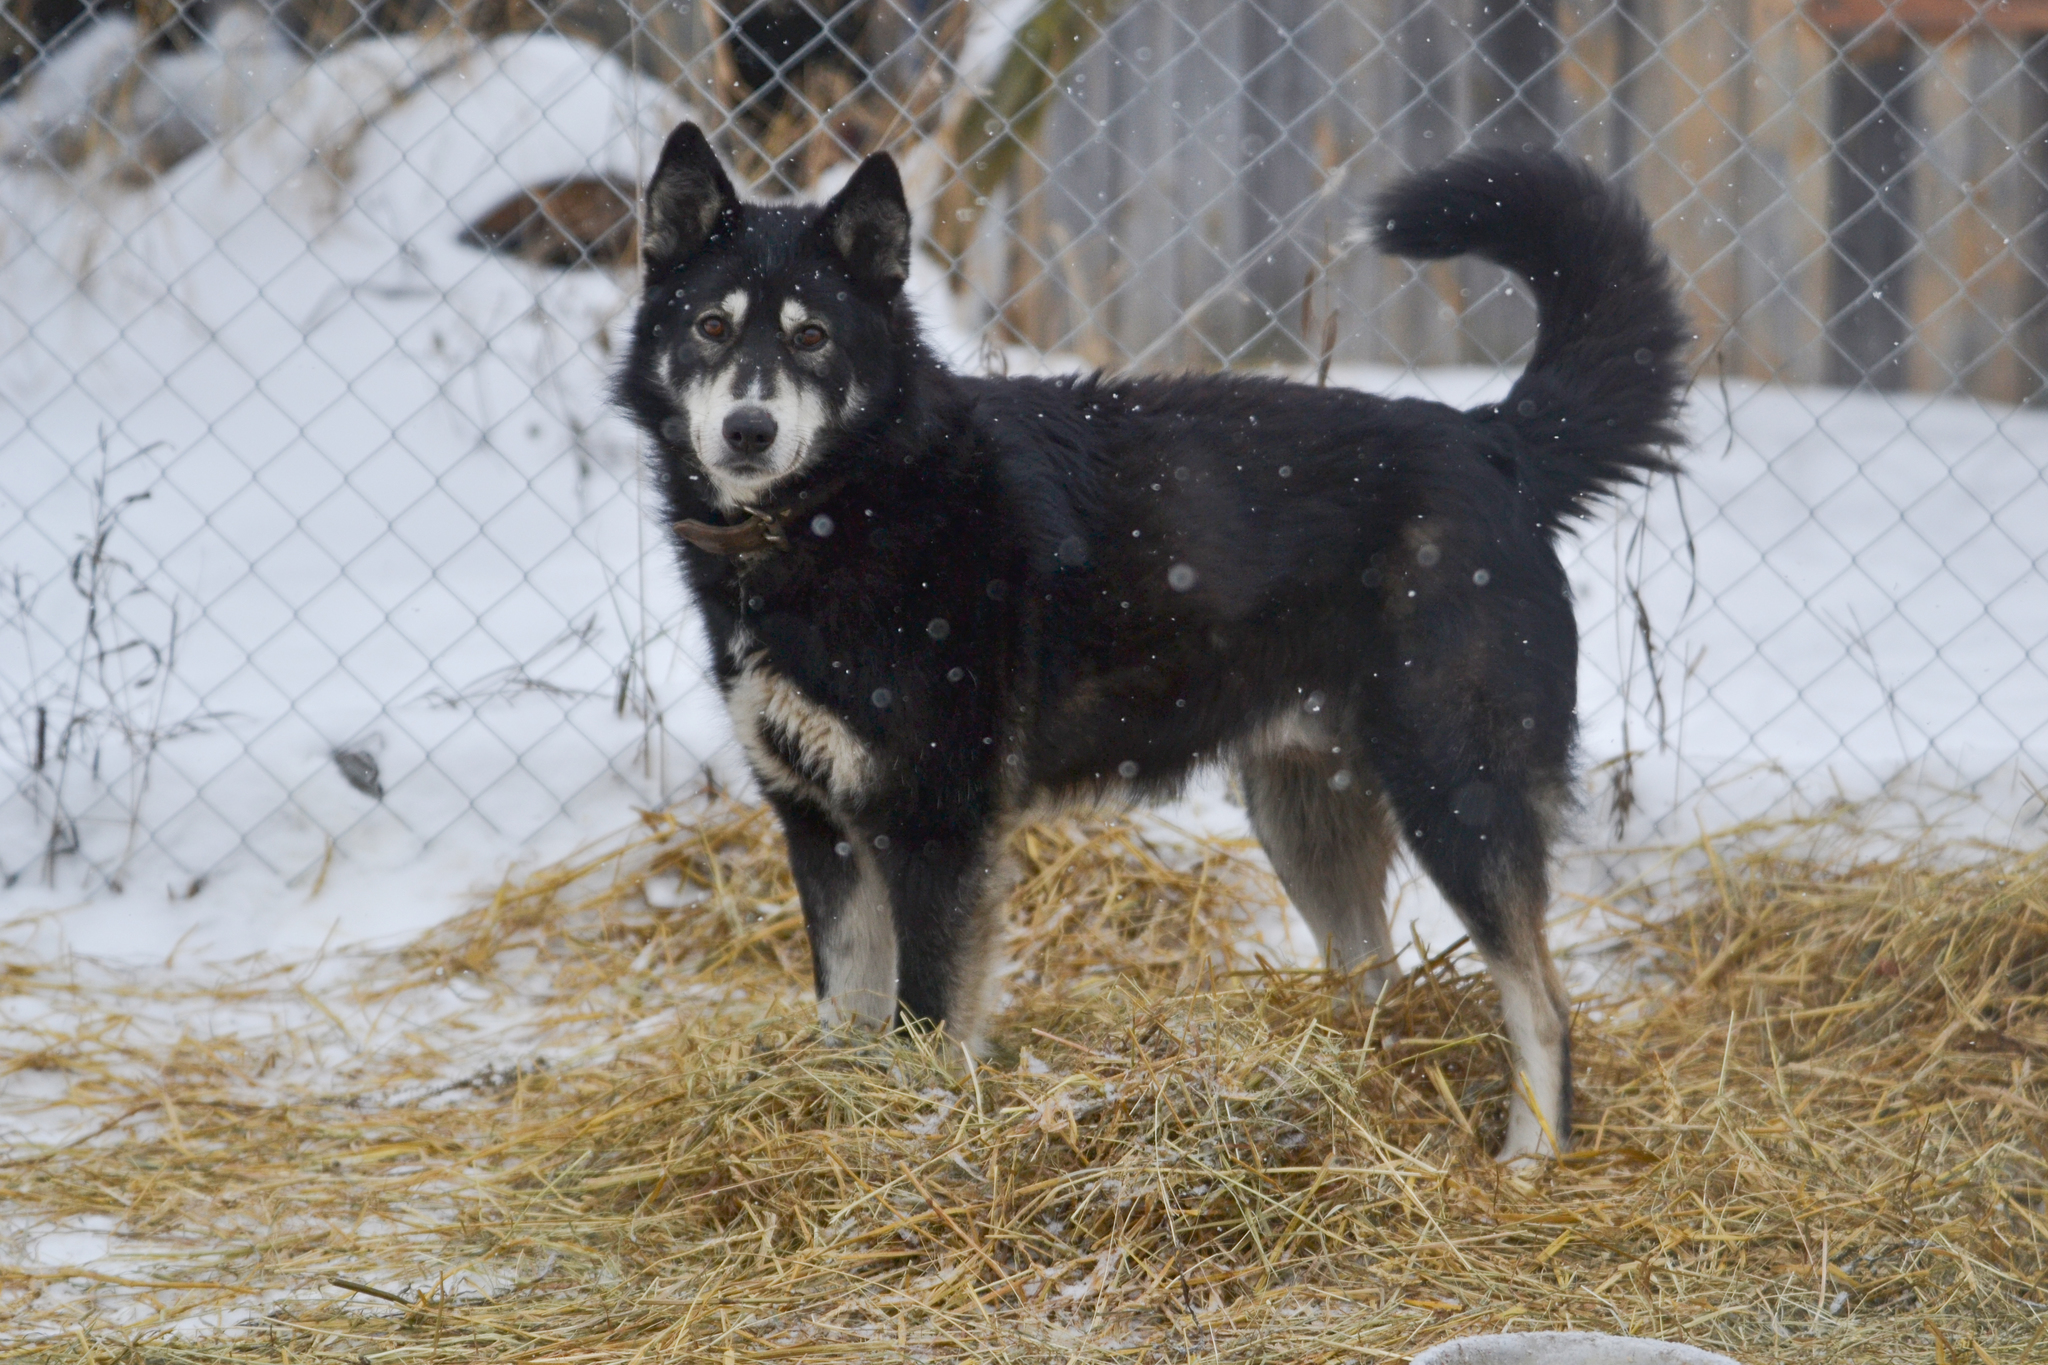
(1241, 745, 1400, 1000)
(1486, 920, 1573, 1166)
(774, 795, 897, 1030)
(1373, 755, 1574, 1165)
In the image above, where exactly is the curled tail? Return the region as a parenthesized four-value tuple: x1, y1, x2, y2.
(1372, 149, 1689, 529)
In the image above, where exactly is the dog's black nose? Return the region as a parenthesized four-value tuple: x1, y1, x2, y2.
(722, 407, 778, 458)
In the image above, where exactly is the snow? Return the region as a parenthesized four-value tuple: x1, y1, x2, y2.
(1334, 365, 2048, 847)
(1578, 379, 2046, 832)
(2, 25, 2045, 1315)
(0, 17, 141, 169)
(2, 29, 724, 917)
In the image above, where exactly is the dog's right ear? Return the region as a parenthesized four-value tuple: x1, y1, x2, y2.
(642, 123, 739, 278)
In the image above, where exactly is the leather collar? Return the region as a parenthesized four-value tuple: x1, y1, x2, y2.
(674, 474, 850, 558)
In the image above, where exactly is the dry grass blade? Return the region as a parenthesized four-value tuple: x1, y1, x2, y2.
(3, 797, 2044, 1363)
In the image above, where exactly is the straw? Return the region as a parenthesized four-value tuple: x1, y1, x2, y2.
(3, 793, 2043, 1362)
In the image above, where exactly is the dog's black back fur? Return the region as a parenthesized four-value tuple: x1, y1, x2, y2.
(616, 130, 1688, 1161)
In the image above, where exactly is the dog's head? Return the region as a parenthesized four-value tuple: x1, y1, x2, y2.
(626, 122, 913, 510)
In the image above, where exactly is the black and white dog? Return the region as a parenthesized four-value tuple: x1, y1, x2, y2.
(615, 123, 1687, 1162)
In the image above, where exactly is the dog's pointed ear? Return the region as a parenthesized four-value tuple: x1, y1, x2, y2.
(815, 153, 911, 297)
(643, 122, 739, 278)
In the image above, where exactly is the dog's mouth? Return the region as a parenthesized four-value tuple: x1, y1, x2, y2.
(714, 450, 777, 476)
(699, 440, 809, 510)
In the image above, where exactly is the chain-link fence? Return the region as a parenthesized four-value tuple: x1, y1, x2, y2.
(4, 0, 2044, 894)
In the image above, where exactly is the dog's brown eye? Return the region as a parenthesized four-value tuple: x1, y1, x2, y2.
(792, 323, 827, 351)
(698, 314, 729, 340)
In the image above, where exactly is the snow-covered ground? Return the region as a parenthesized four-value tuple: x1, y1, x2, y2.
(1, 12, 2042, 1072)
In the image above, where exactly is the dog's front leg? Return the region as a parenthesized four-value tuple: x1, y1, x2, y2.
(866, 809, 1009, 1055)
(771, 794, 898, 1031)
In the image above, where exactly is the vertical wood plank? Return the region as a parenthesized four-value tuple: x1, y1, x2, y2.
(1722, 2, 1835, 385)
(1825, 26, 1923, 389)
(1611, 0, 1653, 175)
(1036, 24, 1121, 365)
(1470, 0, 1563, 146)
(1716, 0, 1768, 379)
(1458, 0, 1556, 366)
(1368, 0, 1468, 368)
(1302, 0, 1377, 370)
(1641, 3, 1750, 369)
(1170, 0, 1249, 369)
(2016, 32, 2048, 404)
(1908, 30, 2018, 398)
(1236, 0, 1326, 364)
(1550, 0, 1626, 175)
(1001, 148, 1055, 352)
(1101, 0, 1168, 365)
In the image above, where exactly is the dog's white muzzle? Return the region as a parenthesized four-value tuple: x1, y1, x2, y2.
(674, 369, 831, 507)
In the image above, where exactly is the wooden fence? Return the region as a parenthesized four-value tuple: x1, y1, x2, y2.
(941, 0, 2048, 402)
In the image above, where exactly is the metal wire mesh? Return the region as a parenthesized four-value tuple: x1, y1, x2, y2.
(3, 0, 2044, 892)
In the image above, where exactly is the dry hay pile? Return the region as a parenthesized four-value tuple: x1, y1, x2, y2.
(4, 799, 2045, 1363)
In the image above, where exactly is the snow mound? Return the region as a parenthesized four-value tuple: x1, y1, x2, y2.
(2, 32, 721, 916)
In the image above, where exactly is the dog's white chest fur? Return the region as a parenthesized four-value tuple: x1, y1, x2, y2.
(724, 633, 873, 805)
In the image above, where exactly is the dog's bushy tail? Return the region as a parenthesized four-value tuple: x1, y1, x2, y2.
(1372, 149, 1688, 529)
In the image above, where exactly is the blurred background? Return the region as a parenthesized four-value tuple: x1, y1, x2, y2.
(2, 0, 2044, 903)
